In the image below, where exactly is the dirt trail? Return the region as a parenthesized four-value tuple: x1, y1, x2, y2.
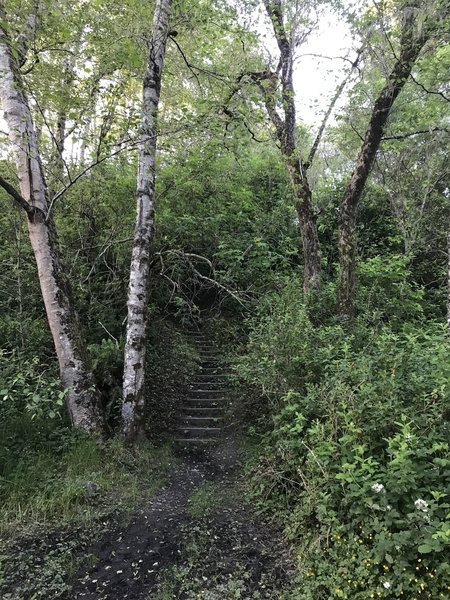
(71, 331, 294, 599)
(71, 436, 293, 599)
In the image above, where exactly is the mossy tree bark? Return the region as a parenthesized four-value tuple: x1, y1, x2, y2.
(259, 0, 321, 294)
(337, 7, 430, 322)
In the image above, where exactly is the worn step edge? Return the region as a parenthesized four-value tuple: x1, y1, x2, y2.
(188, 396, 227, 401)
(184, 404, 224, 410)
(178, 426, 221, 431)
(188, 398, 225, 404)
(184, 396, 226, 404)
(179, 417, 221, 424)
(174, 438, 219, 445)
(189, 390, 225, 395)
(189, 387, 227, 392)
(195, 373, 230, 378)
(181, 411, 224, 416)
(185, 398, 226, 403)
(189, 381, 227, 387)
(178, 415, 222, 420)
(181, 406, 224, 411)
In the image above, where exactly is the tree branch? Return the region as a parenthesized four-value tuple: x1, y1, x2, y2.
(382, 127, 449, 141)
(183, 253, 248, 306)
(169, 35, 229, 83)
(263, 0, 290, 59)
(297, 52, 362, 71)
(409, 72, 450, 103)
(0, 175, 39, 217)
(45, 125, 187, 220)
(306, 47, 364, 168)
(248, 70, 285, 142)
(158, 250, 250, 306)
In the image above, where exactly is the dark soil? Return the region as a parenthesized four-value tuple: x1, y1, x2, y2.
(1, 329, 294, 599)
(70, 435, 294, 599)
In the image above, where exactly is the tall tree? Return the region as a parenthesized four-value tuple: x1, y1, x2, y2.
(0, 3, 105, 435)
(337, 3, 432, 321)
(122, 0, 173, 442)
(257, 0, 321, 293)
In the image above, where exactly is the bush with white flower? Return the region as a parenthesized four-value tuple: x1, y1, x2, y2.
(240, 296, 450, 599)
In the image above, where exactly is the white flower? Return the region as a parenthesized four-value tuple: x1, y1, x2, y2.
(414, 498, 429, 512)
(386, 505, 392, 511)
(371, 483, 386, 493)
(383, 581, 391, 589)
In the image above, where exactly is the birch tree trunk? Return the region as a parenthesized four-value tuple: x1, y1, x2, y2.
(0, 9, 104, 435)
(122, 0, 172, 442)
(337, 8, 429, 322)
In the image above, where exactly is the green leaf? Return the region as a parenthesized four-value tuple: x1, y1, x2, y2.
(417, 544, 433, 553)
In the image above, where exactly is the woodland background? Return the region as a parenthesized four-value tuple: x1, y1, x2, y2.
(0, 0, 449, 598)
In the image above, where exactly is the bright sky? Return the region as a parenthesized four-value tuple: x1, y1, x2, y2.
(252, 3, 356, 127)
(294, 15, 355, 125)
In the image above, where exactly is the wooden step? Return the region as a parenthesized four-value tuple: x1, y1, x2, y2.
(189, 382, 226, 390)
(179, 416, 221, 426)
(196, 372, 229, 378)
(175, 332, 228, 448)
(174, 438, 219, 445)
(184, 399, 224, 408)
(177, 426, 221, 439)
(188, 388, 225, 397)
(181, 406, 224, 414)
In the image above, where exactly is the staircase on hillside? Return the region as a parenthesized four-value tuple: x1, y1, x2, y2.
(175, 331, 229, 446)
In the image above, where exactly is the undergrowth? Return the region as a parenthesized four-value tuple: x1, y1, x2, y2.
(236, 278, 450, 600)
(0, 435, 173, 534)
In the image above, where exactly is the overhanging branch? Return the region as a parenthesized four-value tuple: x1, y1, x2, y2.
(382, 127, 449, 141)
(0, 175, 39, 218)
(410, 72, 450, 103)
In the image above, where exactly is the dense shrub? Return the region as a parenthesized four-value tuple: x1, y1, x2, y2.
(237, 281, 450, 599)
(357, 255, 426, 327)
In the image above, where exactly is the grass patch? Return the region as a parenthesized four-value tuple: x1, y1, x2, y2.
(188, 482, 221, 519)
(0, 436, 174, 600)
(0, 435, 173, 535)
(151, 566, 183, 600)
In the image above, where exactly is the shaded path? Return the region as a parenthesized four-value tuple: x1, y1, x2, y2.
(72, 331, 294, 599)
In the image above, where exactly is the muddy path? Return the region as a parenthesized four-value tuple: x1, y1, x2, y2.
(69, 330, 295, 598)
(71, 435, 294, 599)
(1, 330, 295, 600)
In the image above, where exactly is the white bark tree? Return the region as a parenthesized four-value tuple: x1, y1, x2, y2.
(0, 4, 105, 435)
(122, 0, 173, 442)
